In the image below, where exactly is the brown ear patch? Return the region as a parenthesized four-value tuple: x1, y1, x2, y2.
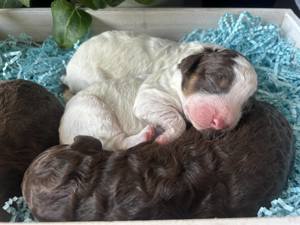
(180, 48, 239, 96)
(178, 54, 202, 75)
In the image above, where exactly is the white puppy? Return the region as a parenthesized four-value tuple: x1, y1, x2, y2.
(60, 31, 257, 150)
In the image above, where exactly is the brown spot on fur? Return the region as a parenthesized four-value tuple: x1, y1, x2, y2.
(180, 48, 240, 96)
(182, 74, 200, 95)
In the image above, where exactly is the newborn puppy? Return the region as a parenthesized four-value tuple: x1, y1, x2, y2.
(0, 80, 64, 221)
(23, 100, 294, 221)
(60, 31, 257, 147)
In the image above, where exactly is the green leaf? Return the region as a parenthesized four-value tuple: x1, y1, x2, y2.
(79, 0, 106, 9)
(0, 0, 22, 8)
(18, 0, 30, 7)
(51, 0, 92, 49)
(105, 0, 124, 7)
(134, 0, 154, 5)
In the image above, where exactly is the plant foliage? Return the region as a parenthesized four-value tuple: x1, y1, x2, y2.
(1, 0, 155, 48)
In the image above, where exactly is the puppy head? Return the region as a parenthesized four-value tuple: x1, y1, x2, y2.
(178, 47, 257, 131)
(21, 136, 102, 221)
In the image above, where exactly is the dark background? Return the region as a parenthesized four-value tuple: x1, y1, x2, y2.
(30, 0, 300, 17)
(185, 0, 300, 17)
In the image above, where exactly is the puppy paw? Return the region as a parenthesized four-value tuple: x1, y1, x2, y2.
(142, 125, 156, 142)
(155, 134, 170, 145)
(124, 125, 156, 149)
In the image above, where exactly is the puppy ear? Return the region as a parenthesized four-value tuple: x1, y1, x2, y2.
(71, 135, 102, 154)
(178, 54, 202, 75)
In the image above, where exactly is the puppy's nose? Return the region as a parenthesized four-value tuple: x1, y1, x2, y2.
(210, 117, 228, 130)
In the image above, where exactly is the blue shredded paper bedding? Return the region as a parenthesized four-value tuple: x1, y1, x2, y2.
(1, 12, 300, 221)
(0, 34, 77, 101)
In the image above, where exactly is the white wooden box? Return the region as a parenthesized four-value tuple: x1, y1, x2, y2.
(0, 7, 300, 225)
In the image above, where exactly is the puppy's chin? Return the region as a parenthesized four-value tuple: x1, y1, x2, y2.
(186, 123, 227, 140)
(188, 119, 210, 132)
(200, 128, 227, 140)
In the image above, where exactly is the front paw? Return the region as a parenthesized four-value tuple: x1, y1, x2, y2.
(154, 125, 185, 145)
(141, 125, 156, 142)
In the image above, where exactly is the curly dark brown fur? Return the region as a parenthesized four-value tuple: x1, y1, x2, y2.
(0, 80, 64, 221)
(22, 100, 294, 221)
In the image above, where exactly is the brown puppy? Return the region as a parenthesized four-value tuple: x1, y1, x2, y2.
(0, 80, 64, 221)
(22, 100, 294, 221)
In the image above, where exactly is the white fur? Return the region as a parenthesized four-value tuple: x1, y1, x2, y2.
(62, 30, 209, 92)
(60, 31, 257, 150)
(60, 77, 155, 150)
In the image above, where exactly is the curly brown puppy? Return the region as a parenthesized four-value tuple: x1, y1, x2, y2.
(22, 100, 294, 221)
(0, 80, 64, 221)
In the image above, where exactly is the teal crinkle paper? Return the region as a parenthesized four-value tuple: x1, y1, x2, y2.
(2, 11, 300, 221)
(2, 197, 35, 222)
(0, 33, 78, 101)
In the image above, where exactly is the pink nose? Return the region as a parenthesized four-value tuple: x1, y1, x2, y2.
(210, 117, 228, 130)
